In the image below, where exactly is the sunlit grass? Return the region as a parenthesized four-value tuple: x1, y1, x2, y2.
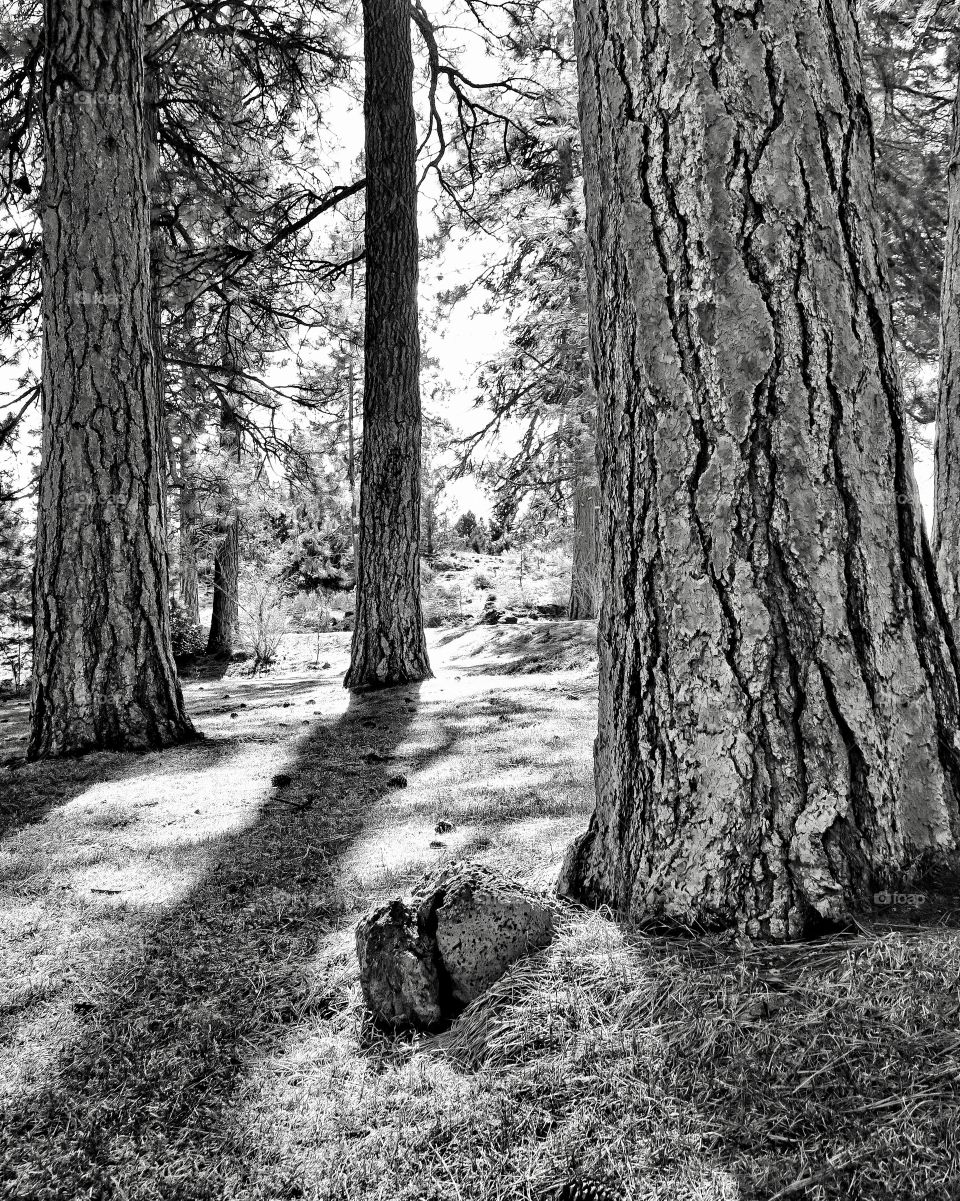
(1, 625, 957, 1199)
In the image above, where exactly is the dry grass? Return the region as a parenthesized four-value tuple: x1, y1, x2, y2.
(0, 626, 958, 1200)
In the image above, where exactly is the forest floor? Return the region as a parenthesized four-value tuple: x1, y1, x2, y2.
(1, 622, 959, 1200)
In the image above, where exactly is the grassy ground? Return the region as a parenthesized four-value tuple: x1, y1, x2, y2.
(1, 624, 959, 1200)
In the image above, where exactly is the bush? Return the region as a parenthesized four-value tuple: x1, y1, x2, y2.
(297, 591, 335, 666)
(169, 600, 206, 658)
(239, 577, 289, 671)
(422, 580, 465, 628)
(471, 569, 493, 590)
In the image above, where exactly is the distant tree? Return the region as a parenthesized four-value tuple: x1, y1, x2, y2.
(345, 0, 431, 689)
(863, 0, 956, 394)
(0, 476, 31, 689)
(29, 0, 194, 756)
(562, 0, 960, 939)
(437, 10, 597, 615)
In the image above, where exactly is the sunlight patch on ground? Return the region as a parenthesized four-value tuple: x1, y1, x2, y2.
(0, 736, 284, 1108)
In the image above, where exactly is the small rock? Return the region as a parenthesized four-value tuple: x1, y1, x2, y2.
(356, 862, 557, 1029)
(282, 702, 292, 708)
(272, 773, 293, 788)
(230, 712, 239, 719)
(435, 819, 454, 834)
(387, 773, 408, 789)
(322, 661, 331, 669)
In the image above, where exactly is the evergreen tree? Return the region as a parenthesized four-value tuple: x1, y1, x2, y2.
(562, 0, 960, 939)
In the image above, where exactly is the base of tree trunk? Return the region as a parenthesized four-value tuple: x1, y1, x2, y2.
(27, 711, 200, 761)
(343, 647, 433, 691)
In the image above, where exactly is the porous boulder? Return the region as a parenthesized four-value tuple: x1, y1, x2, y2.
(356, 862, 558, 1029)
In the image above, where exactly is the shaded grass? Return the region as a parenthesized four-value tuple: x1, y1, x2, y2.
(1, 630, 958, 1199)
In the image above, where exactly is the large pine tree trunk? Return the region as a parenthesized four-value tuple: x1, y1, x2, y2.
(561, 0, 960, 939)
(568, 406, 598, 620)
(206, 396, 241, 656)
(344, 0, 431, 689)
(935, 73, 960, 630)
(29, 0, 195, 757)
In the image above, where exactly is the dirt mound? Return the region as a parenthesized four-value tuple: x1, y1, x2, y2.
(437, 620, 598, 675)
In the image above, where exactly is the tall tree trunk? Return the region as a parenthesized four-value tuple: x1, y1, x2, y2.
(206, 394, 241, 656)
(935, 72, 960, 630)
(568, 405, 598, 620)
(177, 305, 201, 624)
(560, 0, 960, 939)
(29, 0, 195, 758)
(178, 415, 200, 625)
(344, 0, 431, 689)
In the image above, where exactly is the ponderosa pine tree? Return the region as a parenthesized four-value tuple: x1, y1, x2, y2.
(29, 0, 195, 756)
(344, 0, 431, 688)
(935, 70, 960, 628)
(560, 0, 960, 939)
(206, 342, 242, 657)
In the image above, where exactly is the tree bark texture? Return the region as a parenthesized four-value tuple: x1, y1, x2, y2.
(206, 395, 241, 656)
(562, 0, 960, 938)
(345, 0, 431, 688)
(569, 407, 599, 620)
(29, 0, 194, 757)
(935, 73, 960, 632)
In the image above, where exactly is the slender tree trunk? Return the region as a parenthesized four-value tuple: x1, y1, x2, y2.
(344, 0, 431, 688)
(29, 0, 195, 757)
(206, 393, 241, 656)
(348, 251, 360, 575)
(177, 304, 201, 624)
(560, 0, 960, 939)
(178, 414, 200, 625)
(935, 72, 960, 630)
(568, 404, 598, 620)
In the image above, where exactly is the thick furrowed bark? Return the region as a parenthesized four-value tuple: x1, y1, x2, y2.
(29, 0, 195, 758)
(344, 0, 431, 690)
(563, 0, 960, 939)
(935, 74, 960, 631)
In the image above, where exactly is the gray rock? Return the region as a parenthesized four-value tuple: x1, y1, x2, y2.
(355, 899, 442, 1029)
(356, 861, 557, 1029)
(421, 862, 556, 1006)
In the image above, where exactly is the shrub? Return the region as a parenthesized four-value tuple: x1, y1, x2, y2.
(422, 580, 465, 628)
(169, 600, 206, 658)
(239, 577, 289, 671)
(471, 569, 493, 590)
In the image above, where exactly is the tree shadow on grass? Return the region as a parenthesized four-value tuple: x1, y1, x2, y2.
(0, 668, 347, 844)
(0, 685, 424, 1201)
